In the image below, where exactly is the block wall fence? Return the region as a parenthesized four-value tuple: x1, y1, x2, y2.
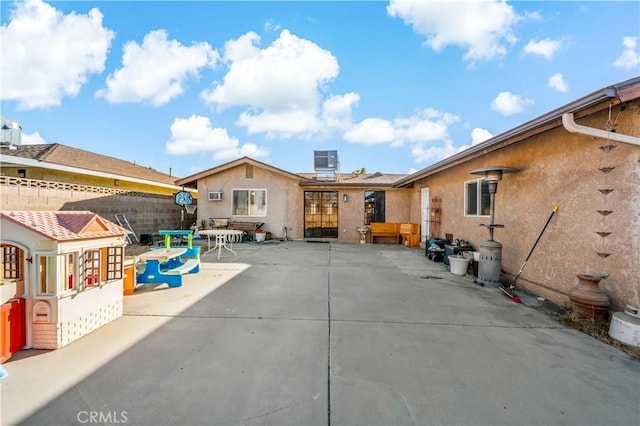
(0, 177, 196, 236)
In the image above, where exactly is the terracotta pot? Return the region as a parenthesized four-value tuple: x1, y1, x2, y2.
(569, 273, 611, 319)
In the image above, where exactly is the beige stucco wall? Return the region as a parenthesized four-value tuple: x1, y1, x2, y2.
(306, 186, 414, 243)
(411, 105, 640, 309)
(197, 165, 304, 239)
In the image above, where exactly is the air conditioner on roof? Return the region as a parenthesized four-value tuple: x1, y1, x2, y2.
(208, 191, 223, 201)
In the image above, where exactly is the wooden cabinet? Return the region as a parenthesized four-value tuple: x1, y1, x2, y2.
(400, 223, 420, 247)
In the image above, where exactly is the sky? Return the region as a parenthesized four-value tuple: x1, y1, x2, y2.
(1, 0, 639, 179)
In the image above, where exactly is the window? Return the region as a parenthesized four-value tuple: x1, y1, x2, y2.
(37, 256, 57, 295)
(64, 253, 77, 291)
(2, 245, 21, 280)
(17, 169, 26, 178)
(106, 247, 123, 280)
(364, 191, 385, 224)
(465, 179, 490, 216)
(83, 250, 101, 286)
(233, 189, 266, 216)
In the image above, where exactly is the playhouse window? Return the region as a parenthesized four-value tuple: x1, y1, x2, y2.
(37, 256, 57, 295)
(83, 250, 101, 286)
(464, 179, 490, 217)
(106, 247, 123, 280)
(64, 253, 77, 291)
(1, 244, 22, 281)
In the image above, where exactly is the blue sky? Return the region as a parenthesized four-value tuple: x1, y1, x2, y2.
(1, 0, 638, 178)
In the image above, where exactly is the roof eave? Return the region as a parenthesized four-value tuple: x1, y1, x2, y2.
(0, 155, 191, 192)
(393, 77, 639, 188)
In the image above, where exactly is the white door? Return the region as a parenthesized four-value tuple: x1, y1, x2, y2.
(421, 187, 430, 243)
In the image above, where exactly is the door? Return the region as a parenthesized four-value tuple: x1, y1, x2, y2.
(0, 244, 27, 362)
(421, 187, 430, 243)
(304, 191, 338, 238)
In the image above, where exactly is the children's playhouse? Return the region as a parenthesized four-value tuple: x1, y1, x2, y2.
(0, 211, 128, 360)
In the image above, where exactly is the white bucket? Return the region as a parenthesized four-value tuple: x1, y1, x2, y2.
(255, 232, 266, 242)
(449, 256, 470, 276)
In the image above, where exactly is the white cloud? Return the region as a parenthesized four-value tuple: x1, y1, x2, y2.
(264, 19, 282, 33)
(548, 73, 569, 93)
(322, 93, 360, 133)
(166, 115, 268, 161)
(0, 0, 114, 109)
(387, 0, 520, 64)
(201, 30, 340, 137)
(393, 108, 459, 145)
(471, 128, 493, 145)
(96, 30, 218, 106)
(491, 91, 533, 116)
(21, 131, 48, 145)
(612, 36, 639, 70)
(344, 107, 460, 166)
(411, 140, 467, 164)
(344, 118, 396, 145)
(523, 38, 561, 60)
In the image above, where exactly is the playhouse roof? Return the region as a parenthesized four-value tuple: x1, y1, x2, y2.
(0, 211, 128, 242)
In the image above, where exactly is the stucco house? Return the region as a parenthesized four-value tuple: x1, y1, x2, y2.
(175, 157, 413, 243)
(177, 77, 639, 312)
(393, 76, 640, 310)
(1, 210, 128, 360)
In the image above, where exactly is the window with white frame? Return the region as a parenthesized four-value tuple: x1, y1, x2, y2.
(64, 253, 77, 291)
(464, 179, 491, 216)
(83, 250, 101, 286)
(106, 247, 123, 280)
(232, 189, 266, 216)
(37, 255, 57, 295)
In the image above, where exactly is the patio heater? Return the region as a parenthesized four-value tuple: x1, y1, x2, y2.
(470, 166, 519, 287)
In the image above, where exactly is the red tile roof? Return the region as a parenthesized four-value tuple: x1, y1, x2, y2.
(1, 211, 128, 242)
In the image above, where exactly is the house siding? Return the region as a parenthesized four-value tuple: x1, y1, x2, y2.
(197, 165, 304, 240)
(409, 105, 640, 310)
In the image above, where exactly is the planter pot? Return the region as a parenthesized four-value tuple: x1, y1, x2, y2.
(569, 273, 611, 319)
(448, 256, 470, 276)
(255, 232, 266, 242)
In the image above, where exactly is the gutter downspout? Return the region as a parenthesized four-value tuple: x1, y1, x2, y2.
(562, 113, 640, 146)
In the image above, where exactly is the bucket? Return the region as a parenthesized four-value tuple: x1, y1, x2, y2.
(255, 232, 266, 242)
(448, 256, 470, 276)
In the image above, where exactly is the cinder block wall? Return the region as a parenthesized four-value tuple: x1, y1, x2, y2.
(0, 184, 197, 235)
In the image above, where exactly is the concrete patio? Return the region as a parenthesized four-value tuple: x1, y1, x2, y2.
(1, 241, 638, 425)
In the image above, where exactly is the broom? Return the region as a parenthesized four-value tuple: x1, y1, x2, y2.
(501, 205, 559, 303)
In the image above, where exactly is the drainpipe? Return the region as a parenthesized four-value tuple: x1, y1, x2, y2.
(562, 113, 640, 146)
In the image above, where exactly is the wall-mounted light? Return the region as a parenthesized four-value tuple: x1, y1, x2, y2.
(343, 194, 348, 202)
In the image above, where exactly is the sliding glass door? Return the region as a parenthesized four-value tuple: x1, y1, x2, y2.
(304, 191, 338, 238)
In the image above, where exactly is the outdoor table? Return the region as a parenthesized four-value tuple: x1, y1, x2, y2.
(137, 248, 189, 287)
(199, 229, 243, 260)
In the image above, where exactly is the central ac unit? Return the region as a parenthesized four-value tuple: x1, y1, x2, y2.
(208, 191, 223, 201)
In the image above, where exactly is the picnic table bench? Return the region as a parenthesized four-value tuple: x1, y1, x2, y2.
(136, 247, 199, 288)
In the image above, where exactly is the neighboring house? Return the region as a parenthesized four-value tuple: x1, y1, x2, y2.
(175, 157, 413, 243)
(0, 139, 196, 235)
(0, 211, 128, 359)
(393, 76, 640, 310)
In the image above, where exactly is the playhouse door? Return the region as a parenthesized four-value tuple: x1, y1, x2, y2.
(0, 244, 27, 362)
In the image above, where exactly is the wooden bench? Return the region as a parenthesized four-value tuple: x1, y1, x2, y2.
(229, 221, 264, 241)
(370, 222, 400, 244)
